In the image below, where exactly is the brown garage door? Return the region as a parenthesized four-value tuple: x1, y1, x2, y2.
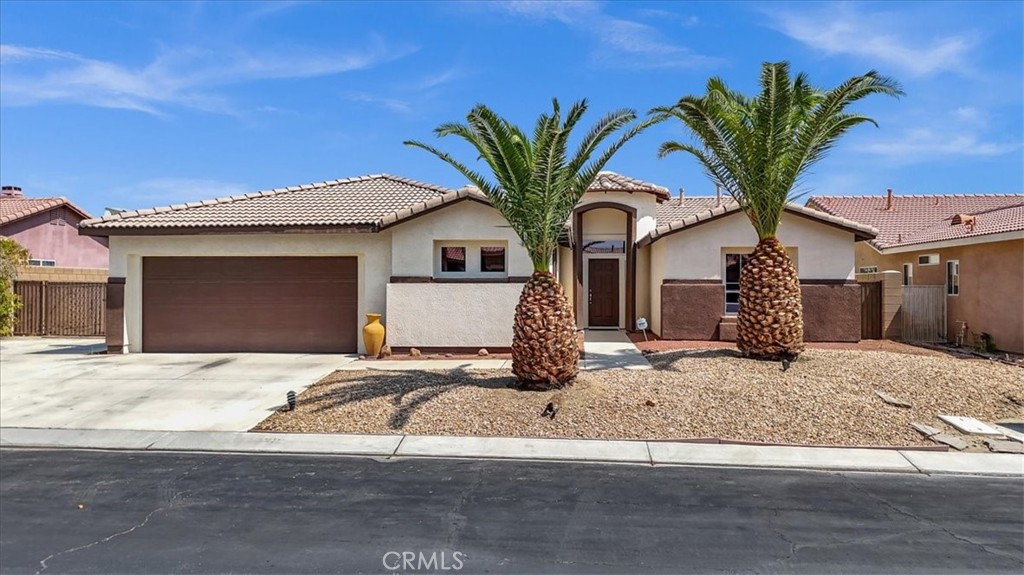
(143, 257, 358, 353)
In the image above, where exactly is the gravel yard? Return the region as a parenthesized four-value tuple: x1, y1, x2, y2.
(256, 349, 1023, 447)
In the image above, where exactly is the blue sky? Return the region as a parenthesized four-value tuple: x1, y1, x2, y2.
(0, 1, 1021, 216)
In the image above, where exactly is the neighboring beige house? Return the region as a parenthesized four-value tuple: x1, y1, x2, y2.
(808, 191, 1024, 354)
(79, 172, 875, 354)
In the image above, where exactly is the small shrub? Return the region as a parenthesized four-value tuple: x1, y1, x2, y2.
(979, 332, 997, 353)
(0, 238, 30, 336)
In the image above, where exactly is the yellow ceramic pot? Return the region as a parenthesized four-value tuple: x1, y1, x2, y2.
(363, 313, 386, 357)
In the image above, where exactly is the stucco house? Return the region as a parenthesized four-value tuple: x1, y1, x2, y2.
(78, 173, 875, 354)
(0, 186, 109, 271)
(808, 191, 1024, 354)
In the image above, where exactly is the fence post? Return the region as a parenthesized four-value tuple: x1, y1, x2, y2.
(40, 281, 47, 336)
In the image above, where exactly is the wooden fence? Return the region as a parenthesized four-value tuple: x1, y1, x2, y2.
(860, 281, 882, 339)
(13, 281, 106, 336)
(901, 285, 946, 342)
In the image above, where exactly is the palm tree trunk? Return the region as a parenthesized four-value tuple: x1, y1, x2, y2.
(736, 237, 805, 360)
(512, 271, 579, 389)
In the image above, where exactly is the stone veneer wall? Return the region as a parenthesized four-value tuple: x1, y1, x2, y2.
(660, 282, 724, 340)
(660, 280, 862, 342)
(800, 281, 861, 342)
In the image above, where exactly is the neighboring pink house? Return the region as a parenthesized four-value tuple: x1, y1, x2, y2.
(0, 186, 108, 268)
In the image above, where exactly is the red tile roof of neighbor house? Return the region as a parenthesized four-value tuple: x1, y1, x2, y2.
(0, 197, 92, 225)
(79, 172, 671, 233)
(806, 194, 1024, 250)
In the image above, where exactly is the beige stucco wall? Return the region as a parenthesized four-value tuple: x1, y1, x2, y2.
(648, 211, 857, 337)
(577, 190, 659, 239)
(386, 283, 521, 347)
(857, 239, 1024, 353)
(656, 211, 856, 281)
(558, 246, 574, 304)
(582, 208, 629, 237)
(389, 201, 533, 277)
(636, 245, 651, 326)
(108, 233, 391, 354)
(650, 241, 666, 335)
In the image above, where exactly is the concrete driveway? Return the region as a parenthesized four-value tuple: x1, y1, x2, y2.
(0, 338, 356, 431)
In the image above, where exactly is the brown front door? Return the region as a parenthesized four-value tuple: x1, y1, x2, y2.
(588, 259, 619, 327)
(142, 256, 358, 353)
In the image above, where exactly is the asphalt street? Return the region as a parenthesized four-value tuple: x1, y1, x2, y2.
(0, 449, 1021, 574)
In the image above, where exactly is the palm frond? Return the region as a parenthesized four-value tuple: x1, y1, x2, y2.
(406, 99, 649, 271)
(654, 61, 903, 239)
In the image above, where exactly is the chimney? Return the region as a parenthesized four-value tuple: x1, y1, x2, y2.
(1, 185, 23, 198)
(715, 183, 722, 206)
(885, 188, 894, 210)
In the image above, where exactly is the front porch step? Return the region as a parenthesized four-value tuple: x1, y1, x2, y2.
(718, 316, 738, 342)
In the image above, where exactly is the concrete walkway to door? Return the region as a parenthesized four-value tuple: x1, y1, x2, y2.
(582, 330, 651, 370)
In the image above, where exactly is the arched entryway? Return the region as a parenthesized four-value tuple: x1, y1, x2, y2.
(571, 202, 636, 329)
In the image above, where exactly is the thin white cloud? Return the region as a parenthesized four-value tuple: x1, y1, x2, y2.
(635, 8, 700, 28)
(859, 130, 1019, 158)
(0, 37, 417, 116)
(344, 91, 413, 114)
(858, 107, 1019, 160)
(416, 67, 462, 91)
(493, 1, 719, 69)
(768, 4, 974, 76)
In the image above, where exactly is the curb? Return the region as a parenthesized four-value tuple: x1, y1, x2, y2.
(1, 427, 1021, 477)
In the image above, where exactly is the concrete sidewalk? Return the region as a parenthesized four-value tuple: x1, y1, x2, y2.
(3, 427, 1020, 477)
(582, 329, 651, 370)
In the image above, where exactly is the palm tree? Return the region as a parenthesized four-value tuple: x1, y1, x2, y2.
(653, 61, 902, 360)
(405, 99, 650, 388)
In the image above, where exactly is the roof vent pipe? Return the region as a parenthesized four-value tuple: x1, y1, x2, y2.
(715, 184, 722, 206)
(885, 188, 894, 210)
(677, 187, 685, 203)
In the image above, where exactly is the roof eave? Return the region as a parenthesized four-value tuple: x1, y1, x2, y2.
(78, 223, 378, 237)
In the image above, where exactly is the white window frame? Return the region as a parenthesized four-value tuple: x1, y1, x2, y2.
(434, 240, 509, 279)
(918, 254, 940, 266)
(28, 258, 56, 267)
(723, 252, 751, 315)
(946, 260, 959, 296)
(902, 263, 913, 286)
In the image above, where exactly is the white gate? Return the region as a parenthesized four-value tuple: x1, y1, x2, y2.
(902, 286, 946, 342)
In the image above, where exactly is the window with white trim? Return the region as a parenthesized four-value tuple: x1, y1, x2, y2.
(28, 259, 56, 267)
(918, 254, 939, 266)
(480, 246, 506, 272)
(724, 253, 750, 314)
(946, 260, 959, 296)
(902, 263, 913, 286)
(434, 241, 508, 278)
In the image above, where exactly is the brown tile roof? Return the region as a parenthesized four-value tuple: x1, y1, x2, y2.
(656, 196, 735, 225)
(378, 186, 490, 229)
(79, 174, 453, 232)
(806, 194, 1024, 250)
(640, 201, 877, 247)
(588, 171, 670, 200)
(0, 197, 92, 225)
